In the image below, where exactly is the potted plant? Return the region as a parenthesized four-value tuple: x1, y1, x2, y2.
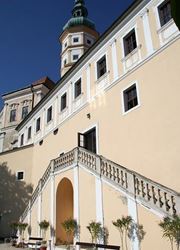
(61, 218, 78, 249)
(10, 221, 19, 246)
(18, 222, 28, 248)
(39, 220, 50, 250)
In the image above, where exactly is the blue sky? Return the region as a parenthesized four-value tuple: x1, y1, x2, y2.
(0, 0, 134, 108)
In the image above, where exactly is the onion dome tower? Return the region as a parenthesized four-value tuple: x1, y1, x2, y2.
(60, 0, 99, 76)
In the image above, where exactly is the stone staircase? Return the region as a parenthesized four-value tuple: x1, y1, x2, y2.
(21, 147, 180, 222)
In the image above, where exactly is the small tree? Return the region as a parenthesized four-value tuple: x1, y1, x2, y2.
(113, 216, 145, 250)
(62, 218, 78, 246)
(18, 222, 28, 247)
(39, 220, 50, 241)
(112, 219, 124, 249)
(128, 222, 146, 248)
(159, 216, 180, 250)
(10, 221, 19, 235)
(87, 221, 103, 244)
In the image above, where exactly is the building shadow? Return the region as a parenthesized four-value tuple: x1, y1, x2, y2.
(0, 162, 33, 239)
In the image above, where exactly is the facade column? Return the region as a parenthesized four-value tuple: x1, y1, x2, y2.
(141, 9, 154, 56)
(86, 64, 91, 102)
(41, 109, 46, 137)
(37, 179, 42, 237)
(95, 158, 104, 243)
(2, 103, 8, 128)
(0, 132, 5, 153)
(73, 149, 80, 244)
(111, 39, 119, 81)
(54, 96, 58, 128)
(127, 198, 139, 250)
(127, 173, 139, 250)
(50, 161, 55, 249)
(27, 201, 32, 237)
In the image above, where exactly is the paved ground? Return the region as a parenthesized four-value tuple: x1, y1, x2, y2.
(0, 243, 26, 249)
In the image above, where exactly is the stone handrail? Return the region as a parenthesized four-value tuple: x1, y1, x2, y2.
(21, 147, 180, 222)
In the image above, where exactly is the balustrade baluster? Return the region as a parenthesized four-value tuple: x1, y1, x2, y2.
(171, 196, 177, 215)
(116, 168, 120, 184)
(158, 189, 164, 208)
(152, 186, 158, 204)
(146, 183, 151, 201)
(164, 192, 171, 212)
(121, 170, 125, 186)
(141, 181, 146, 198)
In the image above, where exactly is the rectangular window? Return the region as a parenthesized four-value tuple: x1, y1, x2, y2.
(10, 109, 16, 122)
(28, 126, 32, 140)
(36, 117, 41, 132)
(97, 55, 107, 79)
(21, 106, 28, 120)
(123, 29, 137, 56)
(47, 106, 52, 123)
(123, 84, 138, 112)
(73, 54, 79, 61)
(16, 171, 24, 181)
(61, 93, 67, 111)
(20, 134, 24, 146)
(87, 39, 92, 45)
(74, 79, 82, 99)
(158, 0, 172, 27)
(73, 37, 79, 43)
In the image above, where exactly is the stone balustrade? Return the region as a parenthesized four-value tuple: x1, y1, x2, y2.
(20, 147, 180, 222)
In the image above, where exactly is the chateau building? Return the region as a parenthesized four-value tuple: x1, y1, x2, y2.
(0, 0, 180, 249)
(0, 77, 55, 153)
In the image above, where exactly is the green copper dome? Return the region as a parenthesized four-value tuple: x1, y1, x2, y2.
(63, 0, 96, 30)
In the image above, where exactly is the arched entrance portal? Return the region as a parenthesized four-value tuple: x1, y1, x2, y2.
(56, 178, 73, 244)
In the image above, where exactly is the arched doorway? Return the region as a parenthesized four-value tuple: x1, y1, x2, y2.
(56, 178, 73, 245)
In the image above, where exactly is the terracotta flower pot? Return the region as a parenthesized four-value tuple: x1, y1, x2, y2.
(40, 247, 47, 250)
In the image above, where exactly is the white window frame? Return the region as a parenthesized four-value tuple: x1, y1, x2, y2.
(121, 24, 139, 59)
(81, 123, 99, 154)
(121, 81, 141, 115)
(60, 91, 68, 112)
(16, 171, 25, 181)
(154, 0, 171, 30)
(73, 77, 82, 100)
(72, 54, 79, 62)
(95, 52, 108, 81)
(46, 105, 53, 124)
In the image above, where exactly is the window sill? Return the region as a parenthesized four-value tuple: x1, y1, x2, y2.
(96, 70, 110, 84)
(35, 130, 41, 135)
(60, 107, 68, 114)
(157, 18, 173, 34)
(121, 45, 142, 62)
(122, 104, 140, 116)
(46, 119, 53, 126)
(73, 93, 84, 102)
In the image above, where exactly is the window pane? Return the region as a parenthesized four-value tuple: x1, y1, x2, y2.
(158, 0, 172, 27)
(124, 84, 138, 112)
(74, 79, 81, 99)
(28, 127, 32, 140)
(47, 106, 52, 123)
(17, 171, 24, 180)
(36, 118, 41, 132)
(97, 55, 107, 79)
(61, 93, 67, 111)
(20, 134, 24, 146)
(22, 106, 28, 120)
(10, 109, 16, 122)
(123, 29, 137, 56)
